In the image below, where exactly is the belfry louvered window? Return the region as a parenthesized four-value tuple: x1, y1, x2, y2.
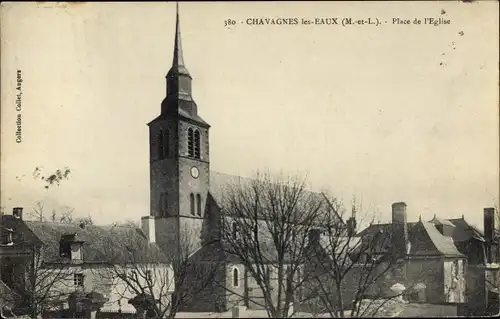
(187, 127, 201, 159)
(194, 130, 201, 159)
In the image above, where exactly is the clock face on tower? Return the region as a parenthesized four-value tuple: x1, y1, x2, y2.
(190, 166, 199, 179)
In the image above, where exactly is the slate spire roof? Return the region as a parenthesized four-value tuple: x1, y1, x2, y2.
(168, 2, 190, 78)
(150, 3, 209, 127)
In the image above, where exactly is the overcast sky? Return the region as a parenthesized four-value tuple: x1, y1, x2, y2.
(1, 2, 498, 228)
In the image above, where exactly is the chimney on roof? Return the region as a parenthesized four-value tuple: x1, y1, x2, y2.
(141, 216, 156, 243)
(392, 202, 408, 259)
(484, 207, 496, 263)
(346, 217, 357, 237)
(13, 207, 23, 220)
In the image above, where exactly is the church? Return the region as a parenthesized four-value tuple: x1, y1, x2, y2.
(138, 7, 301, 312)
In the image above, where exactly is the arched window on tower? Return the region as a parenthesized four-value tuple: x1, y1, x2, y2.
(157, 130, 164, 160)
(190, 193, 195, 215)
(232, 267, 240, 288)
(194, 130, 201, 159)
(196, 194, 202, 216)
(188, 128, 194, 157)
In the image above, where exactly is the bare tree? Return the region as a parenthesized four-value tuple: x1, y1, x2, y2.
(303, 193, 409, 318)
(29, 201, 46, 222)
(58, 206, 75, 224)
(28, 202, 84, 226)
(218, 171, 332, 318)
(96, 225, 218, 319)
(75, 215, 93, 227)
(11, 245, 73, 318)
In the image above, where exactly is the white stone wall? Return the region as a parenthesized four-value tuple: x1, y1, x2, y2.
(443, 259, 466, 303)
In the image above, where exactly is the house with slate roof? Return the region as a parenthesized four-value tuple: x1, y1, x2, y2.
(356, 202, 467, 306)
(356, 203, 500, 316)
(0, 208, 173, 315)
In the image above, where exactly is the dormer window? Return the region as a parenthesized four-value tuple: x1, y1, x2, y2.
(1, 228, 14, 246)
(60, 234, 84, 262)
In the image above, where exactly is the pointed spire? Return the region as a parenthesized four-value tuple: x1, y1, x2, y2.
(164, 1, 194, 106)
(168, 2, 190, 78)
(172, 2, 185, 69)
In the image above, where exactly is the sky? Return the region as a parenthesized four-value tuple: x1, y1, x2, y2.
(1, 1, 498, 229)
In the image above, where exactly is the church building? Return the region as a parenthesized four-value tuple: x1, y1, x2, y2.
(139, 7, 295, 312)
(142, 4, 212, 258)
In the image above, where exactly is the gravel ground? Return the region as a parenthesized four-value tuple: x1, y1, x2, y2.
(174, 299, 406, 318)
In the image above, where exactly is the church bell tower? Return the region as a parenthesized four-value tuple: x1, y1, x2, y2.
(146, 4, 210, 253)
